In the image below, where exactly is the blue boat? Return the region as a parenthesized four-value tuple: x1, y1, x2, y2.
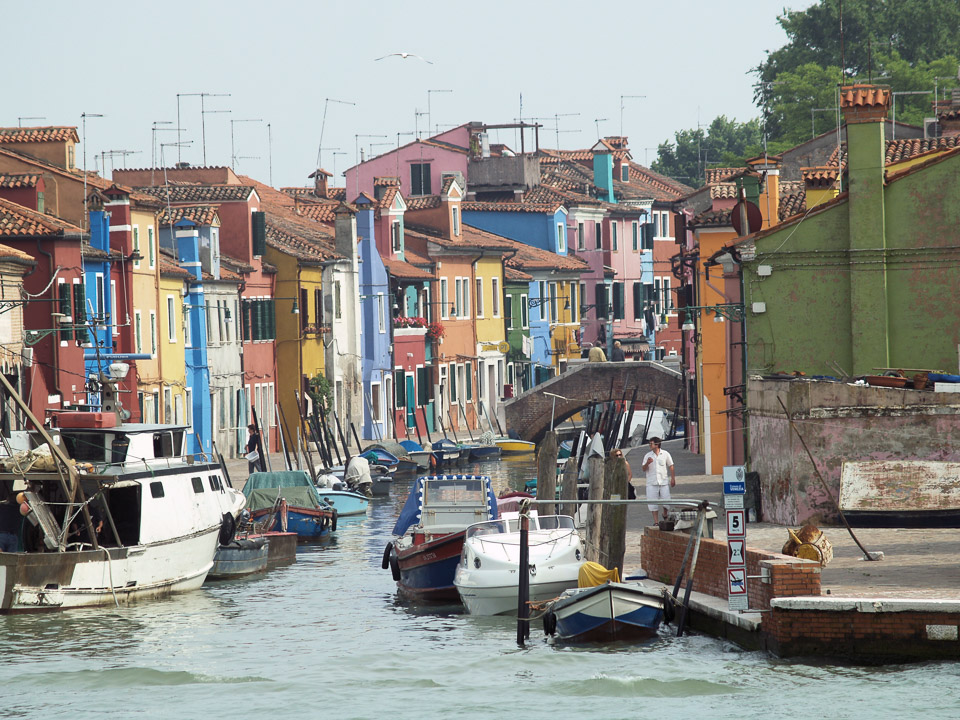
(544, 581, 665, 642)
(208, 537, 269, 579)
(361, 446, 399, 469)
(431, 438, 461, 467)
(243, 471, 337, 540)
(468, 444, 502, 461)
(383, 474, 498, 602)
(314, 480, 370, 517)
(399, 440, 434, 470)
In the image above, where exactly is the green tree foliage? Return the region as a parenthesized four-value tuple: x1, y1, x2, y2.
(652, 116, 763, 187)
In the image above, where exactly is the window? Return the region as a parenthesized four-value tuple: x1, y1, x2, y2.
(454, 278, 462, 317)
(135, 310, 142, 353)
(371, 382, 382, 422)
(595, 221, 602, 249)
(611, 222, 618, 252)
(167, 296, 176, 342)
(654, 277, 663, 315)
(185, 388, 193, 429)
(315, 288, 322, 327)
(556, 222, 566, 253)
(539, 281, 547, 321)
(520, 295, 528, 328)
(457, 365, 466, 407)
(410, 163, 431, 195)
(208, 475, 221, 492)
(549, 283, 558, 324)
(133, 226, 141, 269)
(175, 394, 183, 424)
(505, 295, 513, 329)
(595, 284, 607, 319)
(475, 277, 484, 318)
(642, 221, 654, 250)
(452, 206, 460, 236)
(440, 278, 449, 319)
(334, 280, 342, 319)
(465, 363, 472, 401)
(660, 212, 671, 239)
(223, 301, 230, 343)
(633, 282, 643, 320)
(612, 282, 624, 320)
(663, 278, 673, 313)
(95, 273, 105, 325)
(184, 303, 192, 346)
(148, 227, 155, 268)
(491, 278, 500, 317)
(449, 363, 458, 404)
(579, 282, 586, 318)
(149, 310, 157, 355)
(570, 284, 578, 323)
(463, 279, 470, 319)
(577, 222, 584, 251)
(164, 387, 173, 422)
(300, 288, 309, 331)
(191, 477, 204, 494)
(153, 390, 160, 423)
(378, 294, 385, 333)
(384, 376, 391, 419)
(111, 280, 118, 336)
(632, 221, 639, 251)
(391, 221, 402, 252)
(621, 165, 629, 182)
(150, 481, 165, 498)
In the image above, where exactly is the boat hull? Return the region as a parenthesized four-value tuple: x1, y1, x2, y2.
(458, 577, 577, 616)
(549, 582, 664, 642)
(496, 439, 535, 455)
(314, 489, 369, 517)
(468, 446, 502, 461)
(253, 506, 334, 539)
(208, 537, 269, 579)
(0, 526, 220, 613)
(395, 532, 466, 602)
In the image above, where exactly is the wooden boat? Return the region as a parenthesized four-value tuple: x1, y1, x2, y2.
(454, 513, 583, 616)
(495, 437, 536, 455)
(0, 375, 245, 613)
(314, 474, 370, 516)
(840, 460, 960, 527)
(208, 537, 269, 579)
(399, 440, 433, 470)
(468, 444, 502, 461)
(430, 438, 461, 467)
(361, 447, 399, 469)
(383, 474, 497, 602)
(243, 470, 337, 539)
(543, 580, 666, 642)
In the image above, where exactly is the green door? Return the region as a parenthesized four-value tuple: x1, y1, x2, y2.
(405, 375, 415, 428)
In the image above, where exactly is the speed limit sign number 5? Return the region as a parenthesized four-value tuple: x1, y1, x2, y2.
(726, 509, 745, 537)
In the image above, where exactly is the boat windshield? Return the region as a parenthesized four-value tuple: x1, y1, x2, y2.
(465, 515, 576, 539)
(423, 479, 485, 506)
(535, 515, 575, 531)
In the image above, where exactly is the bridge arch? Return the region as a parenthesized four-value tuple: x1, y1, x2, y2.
(503, 362, 683, 444)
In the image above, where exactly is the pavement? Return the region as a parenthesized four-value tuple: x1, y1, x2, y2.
(621, 438, 960, 599)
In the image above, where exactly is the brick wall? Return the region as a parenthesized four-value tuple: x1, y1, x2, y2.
(503, 362, 681, 442)
(641, 527, 821, 610)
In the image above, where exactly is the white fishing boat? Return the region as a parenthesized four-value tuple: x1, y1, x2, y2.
(454, 513, 584, 616)
(0, 375, 245, 613)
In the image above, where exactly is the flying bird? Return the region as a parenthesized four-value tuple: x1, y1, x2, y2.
(375, 52, 433, 64)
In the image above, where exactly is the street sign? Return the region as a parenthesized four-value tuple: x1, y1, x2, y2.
(723, 465, 746, 495)
(728, 568, 746, 595)
(726, 509, 745, 537)
(728, 539, 745, 565)
(725, 494, 744, 509)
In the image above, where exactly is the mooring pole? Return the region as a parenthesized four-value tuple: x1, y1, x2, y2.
(516, 503, 531, 645)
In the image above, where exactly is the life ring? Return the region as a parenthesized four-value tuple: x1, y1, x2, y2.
(542, 610, 557, 636)
(381, 542, 393, 570)
(389, 549, 401, 581)
(218, 513, 237, 546)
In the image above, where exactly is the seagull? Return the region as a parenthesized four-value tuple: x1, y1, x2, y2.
(375, 52, 433, 64)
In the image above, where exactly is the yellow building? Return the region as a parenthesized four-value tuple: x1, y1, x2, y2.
(130, 198, 164, 421)
(158, 256, 189, 424)
(472, 252, 508, 428)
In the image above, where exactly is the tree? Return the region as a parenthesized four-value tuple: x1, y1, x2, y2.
(653, 116, 763, 187)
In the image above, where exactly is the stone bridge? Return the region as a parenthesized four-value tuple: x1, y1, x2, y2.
(503, 361, 683, 443)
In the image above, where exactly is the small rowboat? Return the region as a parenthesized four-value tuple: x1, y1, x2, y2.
(543, 580, 666, 642)
(495, 438, 536, 455)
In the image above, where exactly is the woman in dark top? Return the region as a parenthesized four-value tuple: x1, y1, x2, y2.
(246, 424, 265, 474)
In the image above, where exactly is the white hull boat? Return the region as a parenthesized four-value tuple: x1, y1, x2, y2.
(454, 514, 583, 616)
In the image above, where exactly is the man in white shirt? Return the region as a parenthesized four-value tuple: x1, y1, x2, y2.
(641, 437, 675, 524)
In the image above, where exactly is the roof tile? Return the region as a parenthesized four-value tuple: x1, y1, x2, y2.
(0, 197, 83, 237)
(0, 126, 80, 144)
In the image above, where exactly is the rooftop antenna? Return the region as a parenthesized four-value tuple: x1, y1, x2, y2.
(369, 141, 392, 156)
(811, 107, 834, 139)
(427, 89, 453, 136)
(230, 118, 263, 169)
(332, 151, 348, 180)
(17, 116, 45, 127)
(316, 98, 356, 169)
(176, 92, 230, 164)
(414, 109, 428, 139)
(396, 131, 415, 177)
(267, 123, 273, 187)
(354, 134, 387, 195)
(594, 117, 609, 138)
(101, 149, 141, 176)
(151, 121, 184, 185)
(81, 111, 104, 233)
(619, 95, 646, 136)
(892, 90, 933, 140)
(201, 106, 230, 166)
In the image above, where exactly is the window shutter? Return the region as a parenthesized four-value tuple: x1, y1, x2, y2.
(613, 283, 624, 320)
(252, 211, 266, 257)
(633, 282, 643, 320)
(72, 283, 88, 344)
(241, 299, 251, 341)
(395, 370, 406, 406)
(252, 300, 262, 341)
(595, 284, 606, 318)
(642, 222, 654, 250)
(465, 365, 472, 400)
(58, 284, 72, 342)
(674, 213, 686, 245)
(267, 298, 276, 339)
(417, 367, 430, 405)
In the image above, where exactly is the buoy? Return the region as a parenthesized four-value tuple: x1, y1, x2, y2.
(16, 492, 25, 504)
(19, 501, 30, 516)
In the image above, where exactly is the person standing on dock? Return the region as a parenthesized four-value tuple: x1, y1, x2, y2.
(610, 341, 625, 362)
(246, 425, 266, 474)
(641, 437, 675, 524)
(588, 343, 607, 362)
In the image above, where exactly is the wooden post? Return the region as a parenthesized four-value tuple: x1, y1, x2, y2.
(560, 457, 578, 519)
(598, 455, 629, 578)
(585, 445, 605, 563)
(516, 505, 530, 645)
(536, 430, 558, 516)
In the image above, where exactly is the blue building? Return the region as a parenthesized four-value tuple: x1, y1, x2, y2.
(354, 195, 393, 441)
(82, 206, 115, 391)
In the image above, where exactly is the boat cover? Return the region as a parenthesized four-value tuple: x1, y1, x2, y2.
(369, 441, 411, 459)
(578, 561, 620, 588)
(399, 439, 425, 453)
(392, 475, 498, 536)
(243, 471, 324, 512)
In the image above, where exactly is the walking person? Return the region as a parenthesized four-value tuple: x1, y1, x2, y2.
(641, 437, 675, 524)
(610, 340, 625, 362)
(246, 424, 266, 474)
(588, 342, 607, 362)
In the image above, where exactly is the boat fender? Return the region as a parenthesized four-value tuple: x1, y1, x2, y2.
(219, 512, 237, 546)
(381, 542, 393, 570)
(542, 611, 557, 636)
(389, 549, 401, 582)
(662, 591, 676, 624)
(331, 509, 338, 533)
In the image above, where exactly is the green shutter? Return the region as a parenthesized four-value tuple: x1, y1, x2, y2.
(58, 284, 72, 342)
(613, 283, 624, 320)
(267, 298, 276, 339)
(254, 300, 263, 341)
(450, 364, 457, 403)
(417, 367, 429, 405)
(465, 365, 472, 401)
(73, 283, 88, 344)
(241, 299, 251, 341)
(395, 370, 405, 406)
(252, 212, 266, 257)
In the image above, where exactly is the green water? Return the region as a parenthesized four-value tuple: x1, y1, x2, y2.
(2, 458, 958, 719)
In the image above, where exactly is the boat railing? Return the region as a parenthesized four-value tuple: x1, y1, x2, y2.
(96, 453, 212, 475)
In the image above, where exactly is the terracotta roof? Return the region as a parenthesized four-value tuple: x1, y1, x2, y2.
(504, 265, 532, 281)
(0, 146, 118, 193)
(778, 180, 806, 220)
(327, 187, 346, 201)
(625, 163, 693, 200)
(221, 255, 256, 274)
(0, 242, 35, 264)
(382, 256, 434, 280)
(500, 235, 588, 275)
(885, 136, 960, 164)
(374, 176, 401, 187)
(704, 167, 742, 185)
(0, 197, 83, 237)
(839, 84, 891, 110)
(202, 266, 241, 283)
(602, 136, 630, 150)
(158, 204, 220, 227)
(405, 222, 514, 251)
(710, 183, 738, 200)
(403, 248, 433, 267)
(0, 173, 41, 189)
(81, 242, 119, 260)
(406, 195, 442, 211)
(159, 256, 192, 279)
(293, 200, 338, 223)
(137, 184, 256, 203)
(0, 126, 79, 144)
(688, 208, 731, 228)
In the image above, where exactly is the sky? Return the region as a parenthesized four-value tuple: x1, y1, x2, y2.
(5, 0, 815, 191)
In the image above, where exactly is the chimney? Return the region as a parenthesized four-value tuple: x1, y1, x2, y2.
(839, 83, 892, 373)
(801, 166, 840, 209)
(591, 141, 615, 203)
(334, 203, 357, 259)
(746, 154, 782, 229)
(312, 168, 331, 198)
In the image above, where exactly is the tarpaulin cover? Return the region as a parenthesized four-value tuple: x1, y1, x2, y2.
(242, 471, 323, 511)
(578, 561, 620, 588)
(391, 475, 498, 537)
(245, 486, 322, 513)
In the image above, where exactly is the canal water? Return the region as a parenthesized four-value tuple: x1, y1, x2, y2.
(2, 457, 958, 719)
